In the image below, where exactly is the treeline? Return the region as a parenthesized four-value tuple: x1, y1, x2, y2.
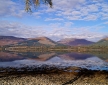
(1, 45, 108, 52)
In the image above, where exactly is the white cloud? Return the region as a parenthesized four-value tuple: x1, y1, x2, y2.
(41, 0, 108, 21)
(64, 22, 74, 27)
(104, 22, 108, 25)
(0, 0, 15, 16)
(0, 0, 108, 42)
(67, 16, 81, 20)
(0, 0, 25, 17)
(101, 13, 108, 20)
(32, 12, 42, 18)
(0, 21, 47, 38)
(83, 14, 98, 21)
(45, 18, 64, 21)
(1, 0, 108, 21)
(0, 20, 107, 42)
(87, 4, 99, 12)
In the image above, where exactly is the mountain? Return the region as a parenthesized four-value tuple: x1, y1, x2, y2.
(28, 37, 57, 46)
(0, 36, 64, 47)
(58, 38, 94, 46)
(15, 37, 58, 46)
(92, 37, 108, 46)
(0, 36, 26, 46)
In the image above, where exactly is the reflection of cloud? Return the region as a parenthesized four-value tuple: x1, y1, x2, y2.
(0, 20, 107, 42)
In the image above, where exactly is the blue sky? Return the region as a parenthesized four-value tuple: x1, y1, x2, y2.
(0, 0, 108, 42)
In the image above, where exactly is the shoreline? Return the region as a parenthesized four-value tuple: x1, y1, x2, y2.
(0, 66, 108, 85)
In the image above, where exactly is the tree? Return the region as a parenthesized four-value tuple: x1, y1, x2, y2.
(25, 0, 53, 12)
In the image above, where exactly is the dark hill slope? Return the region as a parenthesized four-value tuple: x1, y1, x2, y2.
(58, 38, 94, 46)
(0, 36, 26, 46)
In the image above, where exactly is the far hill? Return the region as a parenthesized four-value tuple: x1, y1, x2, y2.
(28, 37, 57, 46)
(58, 38, 94, 46)
(0, 36, 65, 47)
(92, 38, 108, 46)
(0, 36, 26, 46)
(15, 37, 59, 46)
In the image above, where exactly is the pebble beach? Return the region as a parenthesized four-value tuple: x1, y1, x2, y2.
(0, 67, 108, 85)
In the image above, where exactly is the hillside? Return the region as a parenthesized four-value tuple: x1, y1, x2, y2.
(58, 38, 94, 46)
(92, 38, 108, 46)
(15, 37, 58, 46)
(0, 36, 26, 46)
(28, 37, 57, 46)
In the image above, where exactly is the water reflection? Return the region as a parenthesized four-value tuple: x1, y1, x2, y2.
(57, 53, 93, 60)
(0, 52, 95, 62)
(0, 52, 25, 62)
(0, 51, 108, 70)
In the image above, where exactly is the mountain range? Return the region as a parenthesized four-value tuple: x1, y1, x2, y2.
(57, 38, 94, 46)
(0, 36, 60, 46)
(16, 37, 58, 46)
(0, 36, 108, 46)
(0, 36, 26, 46)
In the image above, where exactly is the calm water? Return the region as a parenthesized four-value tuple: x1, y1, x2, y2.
(0, 51, 108, 71)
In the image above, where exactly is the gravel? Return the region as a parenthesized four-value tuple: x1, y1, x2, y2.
(0, 70, 108, 85)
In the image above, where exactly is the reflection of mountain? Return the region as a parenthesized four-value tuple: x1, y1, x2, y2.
(81, 51, 108, 61)
(0, 52, 108, 71)
(0, 52, 56, 62)
(106, 59, 108, 62)
(0, 52, 25, 62)
(58, 38, 94, 46)
(58, 52, 93, 60)
(90, 53, 108, 61)
(17, 52, 56, 61)
(33, 53, 56, 61)
(1, 56, 107, 71)
(0, 36, 26, 46)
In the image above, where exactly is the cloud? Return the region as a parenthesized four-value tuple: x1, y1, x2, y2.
(83, 14, 98, 21)
(64, 22, 74, 27)
(0, 20, 107, 42)
(45, 18, 64, 21)
(1, 0, 108, 21)
(0, 0, 108, 42)
(42, 0, 108, 21)
(0, 0, 25, 17)
(104, 22, 108, 25)
(0, 21, 47, 38)
(32, 12, 42, 18)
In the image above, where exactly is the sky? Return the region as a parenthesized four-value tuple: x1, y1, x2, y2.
(0, 0, 108, 42)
